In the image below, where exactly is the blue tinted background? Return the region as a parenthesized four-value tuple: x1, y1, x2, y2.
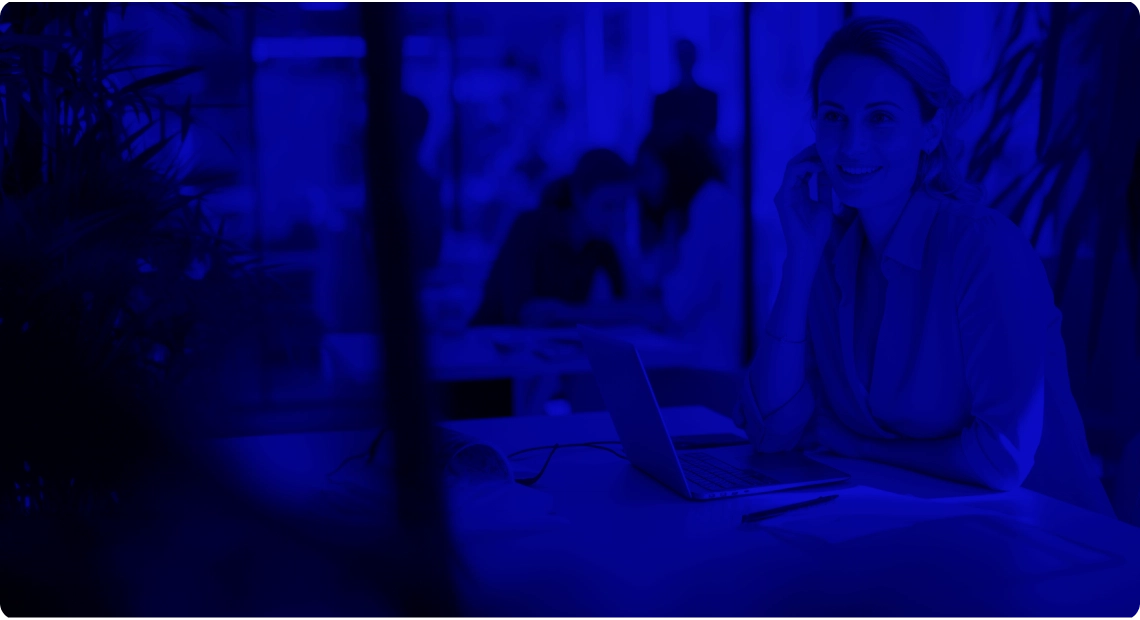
(2, 1, 1139, 616)
(157, 1, 1137, 462)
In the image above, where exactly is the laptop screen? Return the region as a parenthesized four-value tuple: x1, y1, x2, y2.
(577, 326, 691, 497)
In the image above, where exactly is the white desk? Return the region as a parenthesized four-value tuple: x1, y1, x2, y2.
(206, 406, 1140, 616)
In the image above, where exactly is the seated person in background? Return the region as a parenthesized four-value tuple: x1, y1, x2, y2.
(634, 129, 743, 371)
(469, 149, 667, 328)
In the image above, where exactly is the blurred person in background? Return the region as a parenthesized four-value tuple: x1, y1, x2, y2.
(634, 129, 742, 371)
(652, 39, 718, 140)
(469, 149, 667, 329)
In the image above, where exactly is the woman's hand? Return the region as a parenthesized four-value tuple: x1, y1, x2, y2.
(774, 144, 835, 266)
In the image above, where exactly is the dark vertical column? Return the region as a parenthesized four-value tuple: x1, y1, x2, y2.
(844, 3, 854, 22)
(742, 2, 755, 365)
(244, 5, 271, 407)
(360, 4, 456, 615)
(447, 2, 464, 231)
(245, 7, 263, 261)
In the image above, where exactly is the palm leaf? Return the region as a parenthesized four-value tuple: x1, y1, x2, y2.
(1036, 4, 1067, 160)
(179, 95, 192, 142)
(1006, 163, 1053, 225)
(121, 120, 157, 153)
(103, 64, 176, 77)
(44, 210, 129, 257)
(169, 4, 232, 45)
(0, 34, 78, 52)
(130, 133, 176, 169)
(116, 66, 202, 96)
(2, 2, 286, 461)
(1030, 162, 1076, 248)
(967, 119, 1014, 183)
(1052, 188, 1096, 310)
(969, 0, 1140, 358)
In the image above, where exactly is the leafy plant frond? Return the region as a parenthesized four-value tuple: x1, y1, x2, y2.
(969, 2, 1140, 365)
(0, 33, 84, 52)
(1, 2, 272, 445)
(116, 65, 203, 96)
(168, 3, 233, 44)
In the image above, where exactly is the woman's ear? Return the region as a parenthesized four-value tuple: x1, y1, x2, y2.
(922, 108, 945, 154)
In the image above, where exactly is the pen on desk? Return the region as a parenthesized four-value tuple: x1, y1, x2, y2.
(740, 494, 839, 524)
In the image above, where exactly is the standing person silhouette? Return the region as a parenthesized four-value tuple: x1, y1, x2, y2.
(652, 39, 718, 139)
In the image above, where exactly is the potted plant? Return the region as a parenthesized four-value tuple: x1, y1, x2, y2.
(968, 3, 1140, 367)
(0, 3, 275, 513)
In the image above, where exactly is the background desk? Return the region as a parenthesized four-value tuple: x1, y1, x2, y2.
(207, 406, 1140, 616)
(322, 326, 709, 415)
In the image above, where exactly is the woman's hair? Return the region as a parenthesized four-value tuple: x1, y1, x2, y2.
(636, 129, 725, 234)
(570, 149, 633, 201)
(809, 16, 982, 204)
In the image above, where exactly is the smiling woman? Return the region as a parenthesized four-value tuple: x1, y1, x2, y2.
(736, 16, 1115, 518)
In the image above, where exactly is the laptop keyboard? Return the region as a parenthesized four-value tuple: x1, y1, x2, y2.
(679, 451, 780, 491)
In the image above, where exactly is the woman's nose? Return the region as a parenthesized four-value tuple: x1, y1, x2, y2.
(840, 125, 870, 155)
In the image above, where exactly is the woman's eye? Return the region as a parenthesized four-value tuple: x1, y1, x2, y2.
(870, 111, 894, 124)
(822, 111, 844, 123)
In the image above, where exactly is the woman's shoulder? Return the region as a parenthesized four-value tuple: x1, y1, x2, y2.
(932, 197, 1050, 293)
(933, 197, 1029, 254)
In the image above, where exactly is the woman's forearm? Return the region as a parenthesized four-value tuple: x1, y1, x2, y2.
(849, 433, 996, 490)
(750, 258, 817, 414)
(767, 257, 818, 341)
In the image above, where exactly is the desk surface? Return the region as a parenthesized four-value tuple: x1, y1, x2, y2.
(323, 326, 704, 383)
(207, 406, 1140, 616)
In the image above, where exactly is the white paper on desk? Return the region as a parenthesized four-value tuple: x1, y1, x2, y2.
(746, 490, 1122, 575)
(740, 488, 989, 544)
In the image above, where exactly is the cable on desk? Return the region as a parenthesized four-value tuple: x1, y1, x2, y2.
(326, 427, 390, 478)
(507, 441, 624, 459)
(509, 442, 627, 487)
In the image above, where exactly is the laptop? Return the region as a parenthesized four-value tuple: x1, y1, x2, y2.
(578, 325, 850, 500)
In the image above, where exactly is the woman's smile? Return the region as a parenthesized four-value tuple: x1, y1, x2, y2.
(837, 163, 884, 184)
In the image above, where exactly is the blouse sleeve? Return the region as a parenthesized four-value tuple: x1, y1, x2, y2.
(953, 213, 1051, 491)
(734, 305, 829, 453)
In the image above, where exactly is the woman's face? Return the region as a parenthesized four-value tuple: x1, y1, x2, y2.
(814, 54, 941, 209)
